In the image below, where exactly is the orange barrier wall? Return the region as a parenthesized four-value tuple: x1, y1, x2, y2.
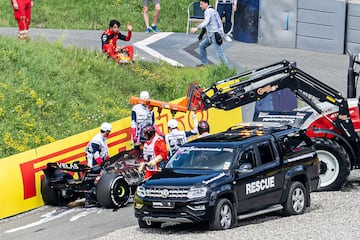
(0, 102, 242, 219)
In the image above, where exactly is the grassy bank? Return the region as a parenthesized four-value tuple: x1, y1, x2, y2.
(0, 0, 194, 32)
(0, 36, 236, 157)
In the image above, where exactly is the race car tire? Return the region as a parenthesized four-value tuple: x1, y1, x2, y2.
(312, 138, 351, 191)
(138, 219, 162, 228)
(283, 181, 307, 216)
(96, 173, 130, 208)
(209, 198, 235, 230)
(41, 172, 74, 206)
(41, 177, 59, 205)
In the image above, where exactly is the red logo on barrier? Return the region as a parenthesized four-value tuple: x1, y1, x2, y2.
(19, 128, 131, 199)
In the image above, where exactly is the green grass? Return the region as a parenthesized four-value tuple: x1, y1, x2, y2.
(0, 0, 194, 32)
(0, 0, 237, 158)
(0, 36, 236, 157)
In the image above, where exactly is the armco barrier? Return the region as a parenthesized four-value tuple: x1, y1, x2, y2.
(0, 99, 242, 219)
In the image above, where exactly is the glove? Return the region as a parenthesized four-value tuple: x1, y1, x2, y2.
(104, 155, 110, 160)
(198, 28, 206, 41)
(95, 157, 103, 164)
(138, 162, 145, 173)
(148, 155, 163, 167)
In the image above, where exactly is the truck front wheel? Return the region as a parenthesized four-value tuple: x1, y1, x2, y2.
(312, 138, 351, 191)
(209, 198, 235, 230)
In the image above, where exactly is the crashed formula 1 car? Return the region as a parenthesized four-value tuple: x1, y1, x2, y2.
(41, 149, 143, 208)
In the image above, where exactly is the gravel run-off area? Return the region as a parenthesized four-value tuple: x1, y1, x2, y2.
(96, 170, 360, 240)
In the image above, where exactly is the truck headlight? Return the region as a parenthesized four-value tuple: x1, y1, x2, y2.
(136, 185, 146, 198)
(187, 186, 208, 199)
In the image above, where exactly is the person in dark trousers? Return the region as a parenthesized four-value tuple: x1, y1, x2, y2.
(190, 0, 228, 66)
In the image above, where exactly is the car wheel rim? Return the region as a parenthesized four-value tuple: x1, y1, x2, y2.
(116, 185, 126, 198)
(317, 150, 340, 188)
(292, 188, 304, 213)
(220, 204, 232, 229)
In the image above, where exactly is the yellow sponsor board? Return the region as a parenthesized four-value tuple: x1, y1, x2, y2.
(0, 99, 242, 219)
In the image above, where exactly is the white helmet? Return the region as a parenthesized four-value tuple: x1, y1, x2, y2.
(140, 91, 150, 100)
(167, 119, 178, 129)
(100, 122, 112, 132)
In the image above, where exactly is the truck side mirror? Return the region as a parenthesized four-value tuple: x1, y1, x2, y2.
(237, 163, 253, 173)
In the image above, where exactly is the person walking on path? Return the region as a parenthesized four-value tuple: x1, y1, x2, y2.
(142, 0, 161, 33)
(190, 0, 228, 66)
(11, 0, 34, 40)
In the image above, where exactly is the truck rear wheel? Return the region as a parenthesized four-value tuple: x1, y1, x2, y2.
(283, 181, 307, 216)
(312, 138, 351, 191)
(209, 198, 234, 230)
(96, 173, 130, 208)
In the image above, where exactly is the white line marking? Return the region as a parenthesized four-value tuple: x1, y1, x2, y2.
(70, 208, 102, 221)
(4, 208, 79, 233)
(134, 32, 184, 67)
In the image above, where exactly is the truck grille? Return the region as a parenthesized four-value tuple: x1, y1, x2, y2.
(145, 187, 189, 199)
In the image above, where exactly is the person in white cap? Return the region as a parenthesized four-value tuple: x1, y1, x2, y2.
(131, 91, 161, 146)
(85, 122, 112, 167)
(165, 112, 198, 156)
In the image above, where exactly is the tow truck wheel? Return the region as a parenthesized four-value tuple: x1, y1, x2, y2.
(138, 219, 162, 228)
(96, 173, 130, 208)
(283, 181, 307, 216)
(209, 198, 234, 230)
(312, 138, 351, 191)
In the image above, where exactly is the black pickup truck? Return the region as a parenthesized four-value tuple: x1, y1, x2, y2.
(134, 124, 320, 230)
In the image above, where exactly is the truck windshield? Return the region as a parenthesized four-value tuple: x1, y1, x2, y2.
(165, 146, 235, 170)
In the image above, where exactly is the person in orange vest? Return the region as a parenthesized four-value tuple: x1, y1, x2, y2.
(11, 0, 34, 40)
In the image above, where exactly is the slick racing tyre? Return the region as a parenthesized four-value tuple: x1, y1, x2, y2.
(283, 181, 307, 216)
(41, 177, 59, 205)
(41, 172, 75, 206)
(312, 138, 351, 191)
(96, 173, 130, 208)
